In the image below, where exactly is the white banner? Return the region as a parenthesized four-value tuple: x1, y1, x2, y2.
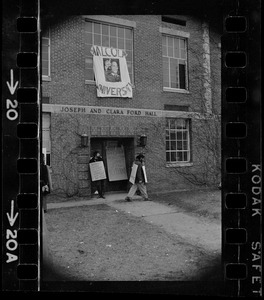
(91, 45, 132, 98)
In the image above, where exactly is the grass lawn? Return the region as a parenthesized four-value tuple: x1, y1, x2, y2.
(150, 189, 221, 222)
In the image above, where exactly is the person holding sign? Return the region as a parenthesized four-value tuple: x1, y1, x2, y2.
(89, 151, 106, 199)
(125, 154, 150, 202)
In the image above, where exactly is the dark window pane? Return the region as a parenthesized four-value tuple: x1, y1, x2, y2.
(168, 46, 173, 57)
(177, 141, 183, 150)
(170, 131, 176, 140)
(183, 152, 188, 161)
(118, 27, 124, 38)
(171, 152, 176, 161)
(166, 152, 170, 162)
(180, 49, 186, 59)
(110, 26, 117, 36)
(179, 64, 186, 89)
(110, 37, 117, 48)
(102, 24, 109, 35)
(171, 141, 176, 150)
(94, 34, 101, 45)
(168, 37, 173, 47)
(102, 35, 110, 47)
(125, 39, 132, 50)
(177, 152, 183, 161)
(118, 38, 125, 49)
(170, 120, 176, 129)
(94, 23, 101, 34)
(125, 28, 132, 39)
(179, 39, 185, 49)
(171, 82, 177, 88)
(177, 132, 182, 140)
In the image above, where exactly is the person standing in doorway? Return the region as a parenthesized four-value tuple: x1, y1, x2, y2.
(125, 154, 150, 202)
(89, 151, 105, 199)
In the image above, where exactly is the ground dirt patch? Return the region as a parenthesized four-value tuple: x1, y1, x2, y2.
(44, 200, 221, 282)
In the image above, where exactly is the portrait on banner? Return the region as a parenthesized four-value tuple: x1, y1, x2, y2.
(104, 58, 121, 82)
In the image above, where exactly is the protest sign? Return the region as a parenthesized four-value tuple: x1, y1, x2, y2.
(89, 161, 106, 181)
(142, 165, 148, 183)
(129, 163, 138, 184)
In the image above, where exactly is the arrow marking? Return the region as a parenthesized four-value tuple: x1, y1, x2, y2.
(6, 69, 18, 95)
(6, 200, 19, 227)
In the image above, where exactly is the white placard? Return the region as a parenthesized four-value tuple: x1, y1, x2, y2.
(129, 163, 138, 184)
(89, 161, 107, 181)
(106, 147, 128, 181)
(142, 165, 148, 183)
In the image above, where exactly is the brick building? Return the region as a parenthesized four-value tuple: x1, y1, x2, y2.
(41, 14, 221, 197)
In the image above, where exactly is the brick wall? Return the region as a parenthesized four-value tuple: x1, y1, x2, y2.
(42, 15, 221, 197)
(43, 15, 220, 111)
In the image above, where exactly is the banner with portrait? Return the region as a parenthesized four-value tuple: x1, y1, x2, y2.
(91, 45, 132, 98)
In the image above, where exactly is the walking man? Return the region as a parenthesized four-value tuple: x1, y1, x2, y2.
(125, 154, 150, 202)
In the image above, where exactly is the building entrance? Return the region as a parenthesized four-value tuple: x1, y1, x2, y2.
(90, 137, 134, 193)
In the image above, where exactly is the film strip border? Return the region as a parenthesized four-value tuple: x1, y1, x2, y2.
(222, 0, 262, 297)
(2, 0, 39, 291)
(2, 0, 262, 295)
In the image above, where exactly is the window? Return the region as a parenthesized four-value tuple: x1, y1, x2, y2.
(162, 16, 186, 26)
(166, 118, 190, 163)
(42, 113, 51, 166)
(84, 20, 134, 83)
(41, 31, 50, 79)
(162, 35, 188, 90)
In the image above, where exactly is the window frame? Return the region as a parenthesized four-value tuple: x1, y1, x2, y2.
(165, 118, 192, 167)
(162, 33, 189, 93)
(41, 31, 51, 81)
(84, 19, 134, 85)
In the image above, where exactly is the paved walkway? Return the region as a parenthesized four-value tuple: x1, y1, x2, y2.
(48, 193, 221, 253)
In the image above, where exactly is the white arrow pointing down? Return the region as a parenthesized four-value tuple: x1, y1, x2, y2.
(6, 69, 18, 95)
(6, 200, 19, 227)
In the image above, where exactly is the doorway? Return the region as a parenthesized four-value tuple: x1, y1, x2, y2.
(90, 137, 134, 193)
